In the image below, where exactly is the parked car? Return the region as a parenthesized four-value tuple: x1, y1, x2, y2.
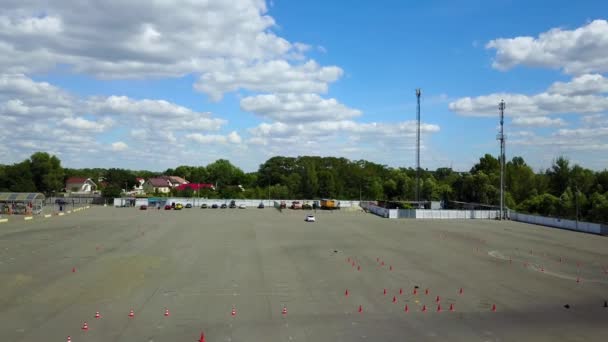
(290, 201, 302, 209)
(229, 200, 237, 208)
(280, 200, 287, 209)
(175, 203, 183, 210)
(305, 214, 316, 222)
(164, 205, 172, 210)
(201, 203, 208, 209)
(211, 204, 218, 209)
(258, 202, 265, 209)
(139, 205, 147, 210)
(185, 203, 192, 208)
(220, 203, 227, 209)
(302, 202, 312, 210)
(238, 204, 247, 209)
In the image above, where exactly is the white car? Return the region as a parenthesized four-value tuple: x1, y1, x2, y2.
(238, 204, 247, 209)
(305, 214, 316, 222)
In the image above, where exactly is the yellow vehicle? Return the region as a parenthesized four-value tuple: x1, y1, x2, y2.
(321, 199, 339, 210)
(175, 203, 183, 210)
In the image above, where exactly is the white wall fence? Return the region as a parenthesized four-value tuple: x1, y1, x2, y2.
(510, 212, 607, 235)
(360, 201, 500, 220)
(115, 198, 361, 208)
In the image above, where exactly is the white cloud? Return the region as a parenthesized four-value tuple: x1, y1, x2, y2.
(195, 60, 343, 101)
(185, 131, 242, 145)
(487, 19, 608, 74)
(60, 116, 114, 132)
(0, 1, 299, 77)
(450, 92, 608, 117)
(511, 116, 567, 127)
(240, 93, 361, 122)
(111, 141, 128, 151)
(548, 74, 608, 95)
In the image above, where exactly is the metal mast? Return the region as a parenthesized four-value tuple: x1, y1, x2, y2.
(415, 88, 421, 204)
(498, 100, 506, 220)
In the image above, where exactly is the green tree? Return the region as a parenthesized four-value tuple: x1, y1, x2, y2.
(29, 152, 64, 193)
(318, 170, 336, 198)
(301, 162, 318, 199)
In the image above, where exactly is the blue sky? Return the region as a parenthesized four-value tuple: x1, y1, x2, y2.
(1, 1, 607, 172)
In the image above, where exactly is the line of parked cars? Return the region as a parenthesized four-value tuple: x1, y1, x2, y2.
(141, 200, 266, 210)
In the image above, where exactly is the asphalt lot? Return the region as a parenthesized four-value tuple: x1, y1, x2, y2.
(0, 206, 607, 341)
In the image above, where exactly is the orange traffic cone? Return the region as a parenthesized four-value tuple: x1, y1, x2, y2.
(345, 289, 349, 297)
(72, 267, 76, 273)
(459, 288, 463, 295)
(491, 304, 496, 312)
(164, 308, 170, 317)
(95, 311, 101, 319)
(404, 304, 409, 312)
(383, 288, 387, 295)
(81, 321, 89, 330)
(128, 309, 135, 318)
(282, 306, 287, 315)
(399, 288, 403, 295)
(358, 305, 363, 313)
(392, 296, 397, 303)
(66, 336, 71, 342)
(436, 295, 440, 303)
(437, 304, 442, 312)
(413, 288, 417, 295)
(198, 332, 206, 342)
(422, 304, 427, 312)
(425, 288, 429, 295)
(231, 307, 236, 317)
(449, 303, 455, 312)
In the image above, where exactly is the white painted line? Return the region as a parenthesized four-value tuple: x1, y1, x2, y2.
(67, 211, 72, 214)
(44, 214, 52, 218)
(58, 212, 65, 216)
(24, 216, 33, 221)
(0, 218, 8, 223)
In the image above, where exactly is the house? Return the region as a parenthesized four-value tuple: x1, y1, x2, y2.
(143, 177, 172, 194)
(167, 176, 189, 187)
(65, 177, 97, 194)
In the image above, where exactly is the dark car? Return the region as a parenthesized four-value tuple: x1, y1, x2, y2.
(229, 200, 236, 208)
(185, 203, 192, 208)
(258, 202, 265, 209)
(211, 204, 219, 209)
(139, 205, 147, 210)
(220, 203, 227, 209)
(201, 203, 208, 209)
(164, 205, 172, 210)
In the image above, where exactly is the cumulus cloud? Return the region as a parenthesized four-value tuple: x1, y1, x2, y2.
(60, 116, 114, 132)
(240, 93, 361, 122)
(185, 131, 242, 145)
(0, 1, 299, 77)
(195, 60, 343, 101)
(111, 141, 128, 151)
(487, 19, 608, 74)
(511, 116, 567, 127)
(449, 92, 608, 117)
(548, 74, 608, 96)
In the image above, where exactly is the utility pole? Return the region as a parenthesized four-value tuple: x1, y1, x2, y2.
(498, 100, 506, 220)
(415, 88, 421, 206)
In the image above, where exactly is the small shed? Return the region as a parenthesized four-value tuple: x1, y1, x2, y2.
(0, 192, 46, 215)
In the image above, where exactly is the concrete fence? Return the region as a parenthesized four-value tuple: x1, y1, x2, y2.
(115, 198, 362, 208)
(510, 212, 607, 235)
(361, 202, 499, 220)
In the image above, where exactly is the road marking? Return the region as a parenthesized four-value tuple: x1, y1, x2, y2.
(44, 214, 51, 218)
(24, 216, 33, 221)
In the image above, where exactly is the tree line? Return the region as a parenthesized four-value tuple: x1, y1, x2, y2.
(1, 152, 607, 223)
